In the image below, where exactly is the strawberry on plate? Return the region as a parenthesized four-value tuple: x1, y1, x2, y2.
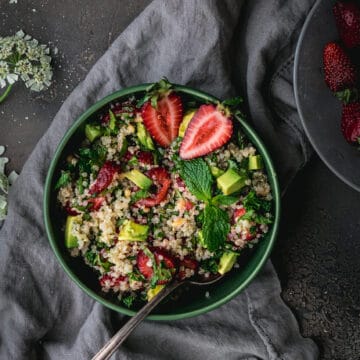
(323, 42, 358, 102)
(341, 102, 360, 143)
(333, 1, 360, 49)
(179, 104, 233, 159)
(141, 81, 183, 147)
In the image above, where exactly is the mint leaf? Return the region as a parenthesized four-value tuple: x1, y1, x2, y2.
(179, 158, 213, 202)
(212, 194, 238, 206)
(55, 170, 71, 190)
(201, 204, 230, 251)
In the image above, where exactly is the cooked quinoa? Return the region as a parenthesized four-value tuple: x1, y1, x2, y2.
(55, 88, 274, 308)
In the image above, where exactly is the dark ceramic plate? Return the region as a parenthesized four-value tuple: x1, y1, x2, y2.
(44, 84, 280, 320)
(294, 0, 360, 192)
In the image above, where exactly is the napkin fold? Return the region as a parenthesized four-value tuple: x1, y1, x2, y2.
(0, 0, 319, 359)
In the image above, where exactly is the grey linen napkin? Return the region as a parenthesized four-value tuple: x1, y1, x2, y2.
(0, 0, 319, 359)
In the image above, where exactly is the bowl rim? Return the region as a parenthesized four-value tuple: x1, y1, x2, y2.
(44, 83, 281, 320)
(294, 0, 360, 193)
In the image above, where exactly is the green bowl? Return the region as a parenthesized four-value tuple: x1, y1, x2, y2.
(44, 84, 280, 320)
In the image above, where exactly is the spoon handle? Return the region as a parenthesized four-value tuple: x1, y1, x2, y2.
(91, 280, 182, 360)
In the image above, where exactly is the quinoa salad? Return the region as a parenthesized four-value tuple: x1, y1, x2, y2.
(55, 79, 273, 308)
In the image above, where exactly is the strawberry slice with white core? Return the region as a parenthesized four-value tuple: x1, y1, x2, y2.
(179, 104, 233, 159)
(142, 93, 183, 147)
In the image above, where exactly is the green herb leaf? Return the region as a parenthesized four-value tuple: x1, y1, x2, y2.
(222, 97, 243, 108)
(55, 170, 71, 190)
(201, 204, 230, 251)
(200, 258, 219, 273)
(122, 294, 136, 308)
(243, 190, 272, 213)
(211, 194, 239, 206)
(179, 158, 213, 202)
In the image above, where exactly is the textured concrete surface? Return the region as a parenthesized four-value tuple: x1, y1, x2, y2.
(1, 1, 359, 359)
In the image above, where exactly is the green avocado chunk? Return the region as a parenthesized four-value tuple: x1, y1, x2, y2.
(178, 109, 196, 137)
(248, 155, 263, 170)
(119, 138, 128, 157)
(137, 123, 155, 150)
(118, 220, 149, 241)
(218, 251, 238, 275)
(216, 168, 247, 195)
(124, 169, 152, 190)
(85, 124, 103, 142)
(65, 215, 82, 248)
(210, 166, 224, 178)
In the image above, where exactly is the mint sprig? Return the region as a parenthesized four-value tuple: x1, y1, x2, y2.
(179, 158, 213, 202)
(179, 158, 234, 251)
(201, 205, 230, 252)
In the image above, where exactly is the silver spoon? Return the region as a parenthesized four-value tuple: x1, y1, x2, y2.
(92, 275, 224, 360)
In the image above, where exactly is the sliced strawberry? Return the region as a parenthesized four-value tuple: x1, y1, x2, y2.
(89, 161, 119, 194)
(123, 150, 134, 162)
(137, 151, 154, 165)
(142, 93, 183, 147)
(233, 208, 246, 222)
(179, 104, 233, 159)
(135, 167, 171, 207)
(184, 200, 194, 211)
(180, 256, 198, 270)
(152, 247, 177, 269)
(157, 93, 183, 140)
(88, 196, 106, 211)
(101, 113, 110, 124)
(99, 274, 125, 288)
(64, 202, 80, 216)
(137, 248, 177, 282)
(137, 250, 154, 279)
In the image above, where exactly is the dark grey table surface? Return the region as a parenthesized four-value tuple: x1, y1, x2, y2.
(1, 1, 359, 359)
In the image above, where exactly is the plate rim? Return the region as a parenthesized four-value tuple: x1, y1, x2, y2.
(293, 0, 360, 193)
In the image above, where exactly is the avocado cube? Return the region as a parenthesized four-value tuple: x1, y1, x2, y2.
(85, 124, 103, 142)
(118, 220, 149, 242)
(216, 168, 247, 195)
(248, 155, 263, 170)
(137, 123, 155, 150)
(119, 138, 128, 157)
(178, 109, 196, 137)
(210, 166, 224, 178)
(147, 284, 165, 301)
(124, 169, 152, 190)
(218, 251, 238, 275)
(109, 110, 116, 131)
(65, 215, 82, 248)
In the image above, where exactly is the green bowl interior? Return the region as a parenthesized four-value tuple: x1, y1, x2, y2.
(44, 84, 280, 320)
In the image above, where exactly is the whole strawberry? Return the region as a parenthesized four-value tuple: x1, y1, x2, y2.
(333, 1, 360, 49)
(323, 42, 358, 102)
(341, 101, 360, 143)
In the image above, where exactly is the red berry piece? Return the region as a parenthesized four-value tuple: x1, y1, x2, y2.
(142, 93, 183, 147)
(135, 167, 171, 207)
(137, 151, 154, 165)
(88, 196, 106, 211)
(333, 1, 360, 48)
(179, 104, 233, 159)
(323, 42, 357, 94)
(341, 102, 360, 143)
(89, 161, 119, 194)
